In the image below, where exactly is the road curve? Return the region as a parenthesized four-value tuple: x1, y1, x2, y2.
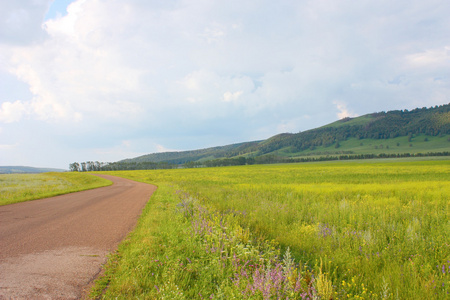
(0, 174, 156, 300)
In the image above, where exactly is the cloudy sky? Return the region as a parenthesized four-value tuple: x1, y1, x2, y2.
(1, 0, 449, 169)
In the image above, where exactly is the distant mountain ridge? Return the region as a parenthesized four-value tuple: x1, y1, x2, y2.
(0, 166, 65, 174)
(122, 104, 449, 165)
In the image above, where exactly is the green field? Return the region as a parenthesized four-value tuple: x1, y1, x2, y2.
(277, 134, 450, 158)
(91, 159, 450, 299)
(0, 172, 112, 206)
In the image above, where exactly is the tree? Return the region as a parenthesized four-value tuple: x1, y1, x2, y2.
(69, 162, 80, 172)
(237, 157, 246, 165)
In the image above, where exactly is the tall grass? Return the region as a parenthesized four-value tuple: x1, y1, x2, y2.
(92, 160, 450, 299)
(0, 172, 111, 206)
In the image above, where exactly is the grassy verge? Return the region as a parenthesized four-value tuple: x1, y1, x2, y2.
(0, 172, 112, 206)
(90, 184, 320, 299)
(91, 159, 450, 299)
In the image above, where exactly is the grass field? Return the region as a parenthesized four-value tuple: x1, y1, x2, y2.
(91, 159, 449, 299)
(0, 172, 112, 206)
(277, 134, 450, 158)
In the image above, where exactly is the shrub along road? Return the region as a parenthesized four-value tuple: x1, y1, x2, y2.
(0, 174, 156, 299)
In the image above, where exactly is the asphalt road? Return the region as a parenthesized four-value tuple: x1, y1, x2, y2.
(0, 174, 156, 299)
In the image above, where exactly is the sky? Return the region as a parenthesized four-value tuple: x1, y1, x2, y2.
(0, 0, 449, 169)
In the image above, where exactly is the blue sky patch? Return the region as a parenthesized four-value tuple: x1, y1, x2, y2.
(44, 0, 76, 20)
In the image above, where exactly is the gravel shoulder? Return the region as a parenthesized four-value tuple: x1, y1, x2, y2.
(0, 174, 156, 299)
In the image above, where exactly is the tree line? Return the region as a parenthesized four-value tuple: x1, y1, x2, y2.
(71, 151, 449, 172)
(69, 161, 177, 172)
(183, 152, 450, 168)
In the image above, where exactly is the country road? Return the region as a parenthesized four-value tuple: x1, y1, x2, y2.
(0, 174, 156, 299)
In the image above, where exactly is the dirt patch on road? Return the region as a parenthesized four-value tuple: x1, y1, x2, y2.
(0, 247, 107, 300)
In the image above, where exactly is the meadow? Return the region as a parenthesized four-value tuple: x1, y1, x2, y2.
(278, 134, 450, 158)
(0, 172, 111, 206)
(91, 159, 450, 299)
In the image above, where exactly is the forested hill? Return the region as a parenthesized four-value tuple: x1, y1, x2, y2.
(256, 103, 449, 154)
(120, 104, 449, 165)
(121, 141, 261, 164)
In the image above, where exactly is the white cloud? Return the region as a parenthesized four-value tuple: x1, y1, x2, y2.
(406, 46, 450, 68)
(333, 101, 358, 120)
(0, 100, 28, 123)
(156, 144, 179, 153)
(201, 23, 227, 44)
(223, 91, 243, 102)
(178, 70, 218, 94)
(43, 0, 86, 38)
(0, 0, 449, 167)
(0, 143, 18, 150)
(276, 117, 307, 133)
(2, 1, 145, 124)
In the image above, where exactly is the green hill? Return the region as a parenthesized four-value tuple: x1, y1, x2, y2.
(121, 141, 261, 165)
(255, 104, 449, 157)
(120, 104, 449, 165)
(71, 104, 449, 170)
